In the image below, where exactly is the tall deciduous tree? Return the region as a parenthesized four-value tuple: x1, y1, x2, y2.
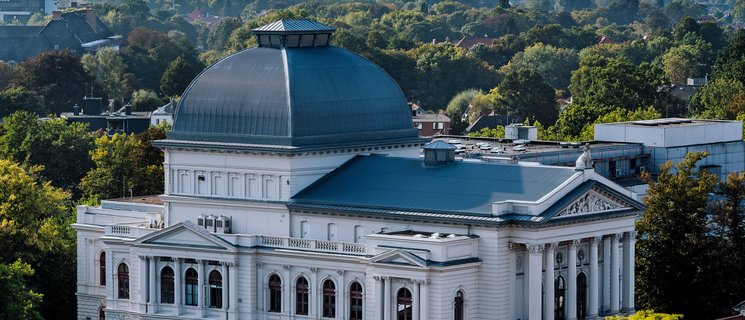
(0, 260, 43, 320)
(81, 48, 126, 101)
(0, 158, 75, 319)
(636, 152, 718, 319)
(160, 56, 196, 97)
(12, 50, 91, 115)
(0, 86, 43, 118)
(689, 78, 745, 119)
(0, 111, 95, 194)
(500, 43, 579, 90)
(496, 68, 557, 125)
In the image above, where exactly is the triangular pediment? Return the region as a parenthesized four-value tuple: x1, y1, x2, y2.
(548, 184, 638, 220)
(370, 249, 427, 267)
(134, 221, 236, 252)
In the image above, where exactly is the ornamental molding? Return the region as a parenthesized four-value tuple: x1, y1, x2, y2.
(555, 187, 632, 218)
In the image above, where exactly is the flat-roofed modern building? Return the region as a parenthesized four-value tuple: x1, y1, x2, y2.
(74, 19, 641, 320)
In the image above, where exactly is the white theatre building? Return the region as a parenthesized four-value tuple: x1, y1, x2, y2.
(74, 19, 642, 320)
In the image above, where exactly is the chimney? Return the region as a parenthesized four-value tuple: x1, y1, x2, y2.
(52, 11, 62, 20)
(124, 104, 132, 115)
(85, 8, 97, 31)
(73, 104, 80, 115)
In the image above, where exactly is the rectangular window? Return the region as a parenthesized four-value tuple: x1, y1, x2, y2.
(301, 34, 315, 47)
(285, 34, 300, 47)
(314, 33, 329, 46)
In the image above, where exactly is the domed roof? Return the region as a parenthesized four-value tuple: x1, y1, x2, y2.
(168, 19, 419, 149)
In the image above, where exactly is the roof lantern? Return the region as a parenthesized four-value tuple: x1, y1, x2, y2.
(253, 19, 335, 48)
(423, 140, 456, 167)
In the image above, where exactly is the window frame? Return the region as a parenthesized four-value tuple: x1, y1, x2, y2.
(160, 266, 175, 304)
(396, 288, 413, 320)
(350, 281, 363, 320)
(185, 268, 199, 306)
(268, 274, 282, 313)
(322, 279, 336, 318)
(296, 277, 309, 315)
(208, 270, 223, 309)
(117, 263, 129, 299)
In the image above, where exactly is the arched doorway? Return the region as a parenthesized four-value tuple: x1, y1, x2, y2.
(577, 273, 587, 320)
(555, 276, 565, 320)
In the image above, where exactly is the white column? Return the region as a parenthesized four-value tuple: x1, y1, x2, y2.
(221, 262, 229, 312)
(383, 277, 392, 320)
(283, 266, 291, 315)
(602, 236, 611, 314)
(544, 243, 556, 320)
(413, 281, 420, 320)
(610, 234, 621, 314)
(228, 262, 238, 317)
(420, 280, 429, 320)
(139, 255, 148, 312)
(622, 231, 636, 312)
(527, 243, 544, 320)
(374, 276, 383, 320)
(589, 237, 600, 318)
(567, 240, 578, 320)
(310, 267, 318, 317)
(196, 260, 204, 308)
(173, 257, 182, 315)
(149, 256, 156, 313)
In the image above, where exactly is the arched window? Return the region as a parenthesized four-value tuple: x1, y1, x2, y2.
(577, 273, 587, 320)
(454, 290, 464, 320)
(296, 277, 309, 315)
(99, 252, 106, 286)
(555, 276, 566, 320)
(268, 275, 282, 312)
(322, 279, 336, 318)
(350, 282, 363, 320)
(98, 307, 105, 320)
(160, 267, 175, 303)
(396, 288, 412, 320)
(209, 270, 222, 308)
(185, 268, 198, 306)
(117, 263, 129, 299)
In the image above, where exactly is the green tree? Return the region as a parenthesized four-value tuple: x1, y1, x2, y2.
(575, 106, 660, 141)
(160, 56, 196, 97)
(662, 40, 712, 85)
(0, 60, 12, 90)
(496, 68, 557, 125)
(0, 158, 75, 319)
(81, 48, 126, 101)
(80, 127, 166, 201)
(0, 86, 43, 117)
(12, 50, 91, 115)
(131, 89, 163, 112)
(0, 260, 43, 320)
(570, 58, 665, 111)
(688, 78, 745, 119)
(207, 17, 242, 51)
(0, 111, 95, 194)
(445, 89, 481, 134)
(712, 30, 745, 84)
(500, 43, 579, 90)
(636, 152, 718, 319)
(605, 310, 683, 320)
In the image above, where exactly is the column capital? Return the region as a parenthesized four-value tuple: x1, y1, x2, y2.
(283, 265, 291, 271)
(526, 243, 544, 254)
(171, 257, 179, 262)
(626, 230, 638, 239)
(590, 236, 602, 244)
(613, 232, 623, 239)
(569, 239, 581, 248)
(373, 275, 382, 281)
(221, 261, 233, 267)
(138, 255, 147, 260)
(545, 242, 558, 250)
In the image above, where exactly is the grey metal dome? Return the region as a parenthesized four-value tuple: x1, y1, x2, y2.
(167, 19, 418, 149)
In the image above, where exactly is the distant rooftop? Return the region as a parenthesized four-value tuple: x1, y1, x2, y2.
(595, 118, 743, 147)
(106, 195, 163, 205)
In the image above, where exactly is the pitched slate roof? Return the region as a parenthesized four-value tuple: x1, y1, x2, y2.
(291, 155, 579, 216)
